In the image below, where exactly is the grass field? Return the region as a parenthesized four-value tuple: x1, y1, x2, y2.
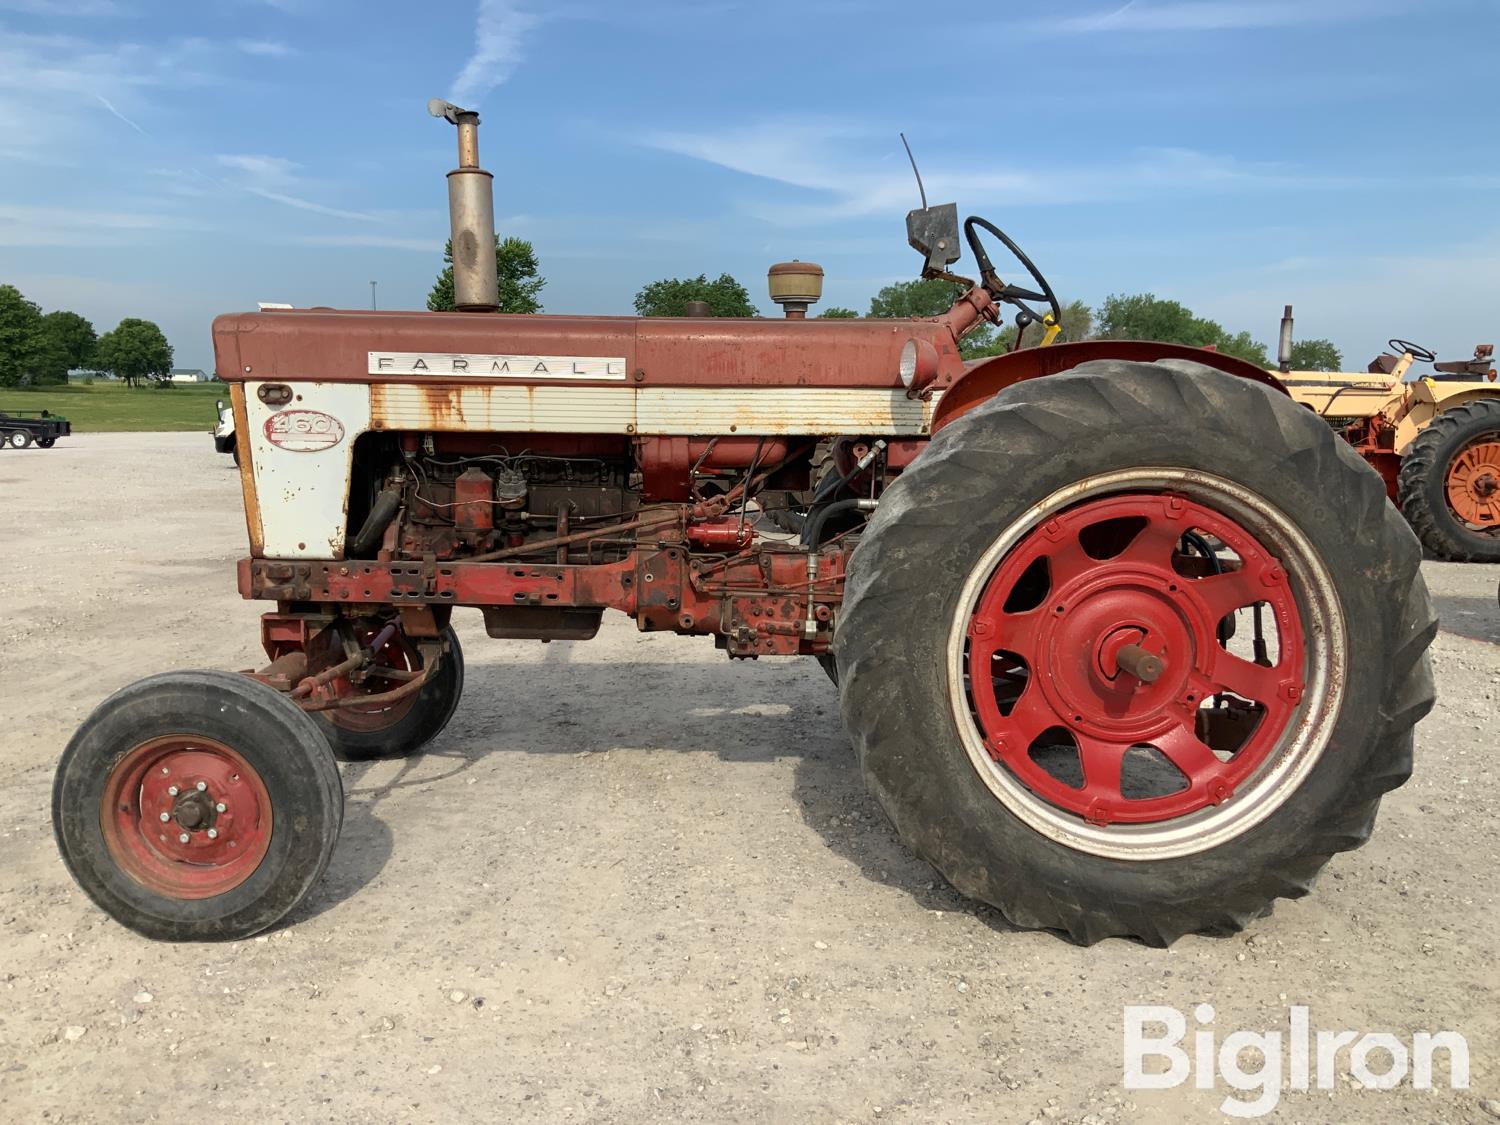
(0, 382, 224, 433)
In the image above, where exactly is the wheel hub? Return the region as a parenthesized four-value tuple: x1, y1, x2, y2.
(1038, 570, 1197, 743)
(100, 737, 272, 899)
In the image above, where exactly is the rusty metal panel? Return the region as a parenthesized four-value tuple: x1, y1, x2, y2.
(212, 308, 972, 391)
(635, 387, 935, 435)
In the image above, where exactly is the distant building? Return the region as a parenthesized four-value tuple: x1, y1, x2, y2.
(169, 368, 211, 384)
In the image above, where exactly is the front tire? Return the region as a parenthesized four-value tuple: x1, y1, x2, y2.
(315, 626, 465, 762)
(53, 671, 344, 941)
(1396, 398, 1500, 561)
(36, 436, 55, 449)
(836, 361, 1436, 945)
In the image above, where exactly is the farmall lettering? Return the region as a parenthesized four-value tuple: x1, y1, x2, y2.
(370, 352, 628, 380)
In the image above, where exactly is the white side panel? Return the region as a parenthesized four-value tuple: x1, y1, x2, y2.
(371, 385, 637, 433)
(636, 387, 935, 435)
(368, 384, 938, 436)
(244, 382, 372, 558)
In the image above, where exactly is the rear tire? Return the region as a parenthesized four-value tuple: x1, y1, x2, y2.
(836, 360, 1436, 945)
(1396, 398, 1500, 562)
(8, 430, 32, 449)
(53, 671, 343, 941)
(315, 626, 465, 762)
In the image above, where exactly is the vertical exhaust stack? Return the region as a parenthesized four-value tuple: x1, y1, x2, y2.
(1278, 304, 1295, 373)
(429, 98, 499, 312)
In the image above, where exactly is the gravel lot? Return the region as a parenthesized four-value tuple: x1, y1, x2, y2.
(2, 432, 1497, 1123)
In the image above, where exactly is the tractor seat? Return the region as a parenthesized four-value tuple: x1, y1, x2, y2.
(1432, 344, 1495, 379)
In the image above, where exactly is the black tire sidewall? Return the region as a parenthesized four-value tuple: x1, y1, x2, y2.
(53, 671, 343, 941)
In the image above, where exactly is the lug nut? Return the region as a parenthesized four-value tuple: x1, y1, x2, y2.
(178, 833, 190, 844)
(167, 785, 179, 796)
(196, 781, 208, 792)
(207, 828, 219, 840)
(159, 812, 170, 823)
(215, 803, 226, 813)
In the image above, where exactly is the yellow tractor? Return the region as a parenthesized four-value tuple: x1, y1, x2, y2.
(1278, 314, 1499, 561)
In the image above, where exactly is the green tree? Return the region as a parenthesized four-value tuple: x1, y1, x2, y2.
(633, 273, 756, 317)
(818, 306, 859, 318)
(867, 278, 964, 319)
(95, 318, 174, 388)
(1215, 330, 1271, 367)
(963, 299, 1095, 359)
(1096, 292, 1270, 366)
(1289, 338, 1343, 371)
(0, 284, 70, 387)
(1097, 293, 1220, 347)
(0, 284, 44, 387)
(41, 310, 97, 373)
(427, 236, 546, 313)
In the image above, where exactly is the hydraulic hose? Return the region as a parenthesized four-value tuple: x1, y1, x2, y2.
(800, 498, 878, 548)
(348, 489, 402, 557)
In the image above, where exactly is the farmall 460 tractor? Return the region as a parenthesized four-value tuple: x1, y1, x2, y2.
(53, 103, 1437, 945)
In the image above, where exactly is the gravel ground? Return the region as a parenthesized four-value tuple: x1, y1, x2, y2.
(1, 432, 1496, 1124)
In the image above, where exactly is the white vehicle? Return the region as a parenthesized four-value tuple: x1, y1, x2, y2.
(213, 398, 237, 464)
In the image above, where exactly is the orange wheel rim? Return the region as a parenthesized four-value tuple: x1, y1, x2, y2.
(1444, 437, 1500, 529)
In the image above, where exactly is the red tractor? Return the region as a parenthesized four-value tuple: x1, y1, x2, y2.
(53, 102, 1436, 945)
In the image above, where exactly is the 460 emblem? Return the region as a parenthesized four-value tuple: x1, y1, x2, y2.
(264, 409, 346, 452)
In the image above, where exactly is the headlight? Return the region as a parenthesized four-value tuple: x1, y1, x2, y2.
(899, 339, 919, 387)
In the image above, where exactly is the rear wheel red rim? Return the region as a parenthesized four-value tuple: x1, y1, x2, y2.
(99, 736, 273, 899)
(964, 492, 1307, 827)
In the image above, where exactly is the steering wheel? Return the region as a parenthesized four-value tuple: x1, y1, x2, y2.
(1389, 339, 1436, 363)
(964, 216, 1062, 329)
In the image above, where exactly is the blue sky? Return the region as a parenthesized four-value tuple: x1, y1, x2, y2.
(2, 0, 1496, 371)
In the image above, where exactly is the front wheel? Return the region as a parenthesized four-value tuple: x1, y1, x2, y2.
(314, 625, 465, 762)
(36, 436, 55, 449)
(53, 671, 343, 941)
(836, 360, 1436, 945)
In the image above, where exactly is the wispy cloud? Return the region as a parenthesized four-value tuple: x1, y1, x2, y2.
(246, 188, 378, 222)
(1057, 0, 1406, 33)
(96, 93, 145, 134)
(215, 153, 380, 221)
(450, 0, 539, 107)
(0, 202, 194, 246)
(236, 39, 294, 58)
(292, 233, 441, 252)
(645, 120, 1369, 225)
(216, 153, 298, 180)
(0, 0, 124, 14)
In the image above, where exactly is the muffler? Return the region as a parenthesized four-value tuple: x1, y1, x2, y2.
(428, 98, 499, 312)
